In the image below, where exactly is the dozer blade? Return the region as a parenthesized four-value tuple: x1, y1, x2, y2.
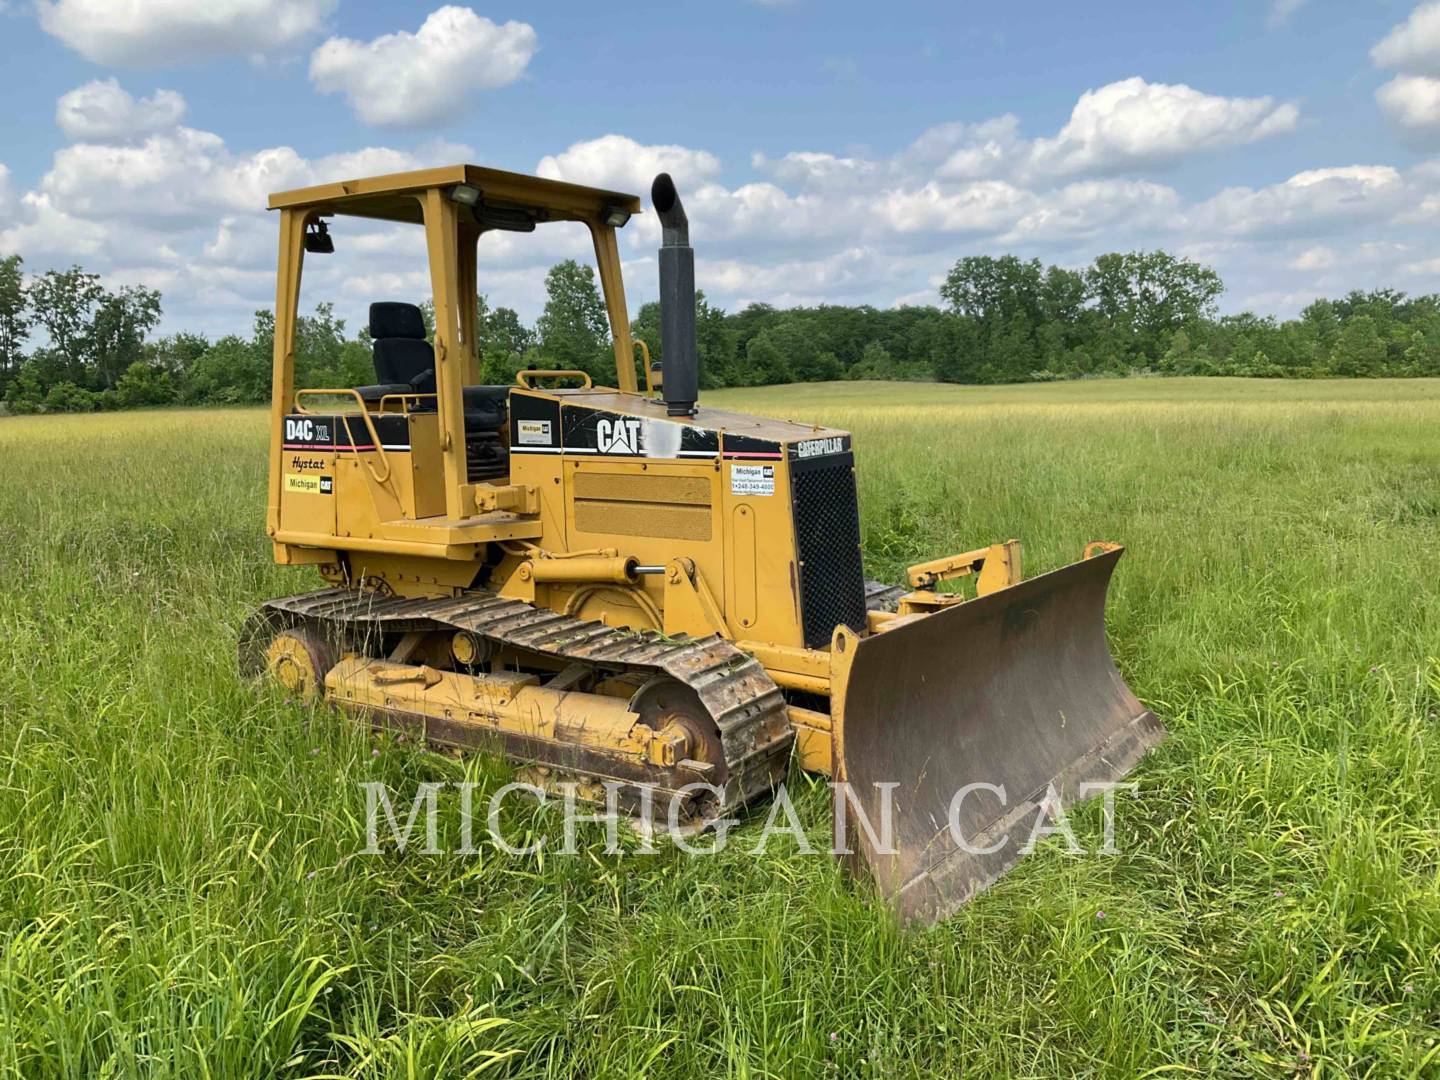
(832, 546, 1162, 926)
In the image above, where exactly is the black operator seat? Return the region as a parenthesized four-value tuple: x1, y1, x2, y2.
(356, 301, 510, 432)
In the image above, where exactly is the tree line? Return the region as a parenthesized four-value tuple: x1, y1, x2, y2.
(3, 249, 1440, 414)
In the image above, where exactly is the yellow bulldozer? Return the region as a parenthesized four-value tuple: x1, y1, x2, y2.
(241, 163, 1162, 924)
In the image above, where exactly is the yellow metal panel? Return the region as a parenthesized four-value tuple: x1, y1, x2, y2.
(335, 457, 378, 539)
(571, 472, 710, 505)
(574, 501, 711, 541)
(407, 414, 445, 519)
(339, 553, 481, 595)
(728, 503, 758, 631)
(509, 446, 567, 550)
(278, 446, 336, 536)
(790, 706, 834, 775)
(565, 459, 721, 565)
(720, 457, 805, 648)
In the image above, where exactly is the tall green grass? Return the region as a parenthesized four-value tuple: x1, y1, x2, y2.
(0, 378, 1437, 1077)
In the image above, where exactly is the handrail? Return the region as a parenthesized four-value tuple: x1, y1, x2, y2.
(377, 392, 435, 415)
(292, 388, 393, 485)
(635, 340, 654, 395)
(516, 368, 593, 390)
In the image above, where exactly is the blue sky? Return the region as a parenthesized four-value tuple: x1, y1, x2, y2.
(3, 0, 1440, 337)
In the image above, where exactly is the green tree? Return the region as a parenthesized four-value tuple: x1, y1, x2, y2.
(294, 303, 369, 389)
(851, 340, 898, 380)
(1085, 250, 1223, 366)
(695, 293, 736, 389)
(28, 266, 104, 383)
(185, 313, 273, 404)
(148, 331, 210, 377)
(91, 285, 162, 388)
(536, 260, 610, 378)
(742, 326, 794, 384)
(3, 357, 48, 413)
(929, 316, 981, 384)
(0, 254, 29, 388)
(1403, 327, 1440, 376)
(940, 256, 1047, 381)
(1158, 327, 1192, 373)
(1332, 315, 1386, 377)
(115, 360, 175, 407)
(483, 304, 533, 357)
(940, 255, 1044, 325)
(632, 290, 733, 389)
(43, 380, 101, 412)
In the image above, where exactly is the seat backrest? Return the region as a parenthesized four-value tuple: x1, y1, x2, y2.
(369, 302, 436, 394)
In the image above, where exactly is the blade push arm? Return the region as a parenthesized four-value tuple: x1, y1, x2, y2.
(906, 540, 1022, 596)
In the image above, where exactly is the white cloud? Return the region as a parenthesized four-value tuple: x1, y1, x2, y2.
(6, 65, 1440, 339)
(753, 151, 879, 192)
(0, 108, 481, 328)
(931, 117, 1027, 181)
(1289, 245, 1337, 270)
(1268, 0, 1307, 27)
(309, 6, 537, 129)
(1194, 166, 1406, 238)
(37, 131, 454, 229)
(880, 180, 1033, 235)
(1028, 77, 1299, 176)
(536, 134, 721, 195)
(1003, 179, 1180, 242)
(55, 80, 186, 142)
(899, 80, 1297, 184)
(36, 0, 335, 66)
(1373, 2, 1440, 76)
(1377, 73, 1440, 137)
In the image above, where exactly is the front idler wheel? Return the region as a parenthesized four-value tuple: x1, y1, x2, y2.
(262, 627, 337, 702)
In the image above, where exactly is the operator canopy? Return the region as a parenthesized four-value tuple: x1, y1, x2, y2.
(268, 163, 641, 236)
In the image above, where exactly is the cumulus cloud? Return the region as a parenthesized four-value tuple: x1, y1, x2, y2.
(1028, 77, 1299, 175)
(1194, 166, 1406, 239)
(752, 151, 880, 192)
(1373, 2, 1440, 76)
(36, 0, 335, 66)
(1376, 73, 1440, 136)
(927, 117, 1027, 181)
(898, 80, 1297, 184)
(309, 6, 537, 128)
(537, 134, 722, 195)
(0, 98, 482, 327)
(879, 180, 1033, 235)
(56, 80, 186, 142)
(3, 64, 1435, 337)
(1003, 179, 1181, 242)
(1372, 6, 1440, 139)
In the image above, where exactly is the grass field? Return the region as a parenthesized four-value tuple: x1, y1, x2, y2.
(1, 377, 1438, 1077)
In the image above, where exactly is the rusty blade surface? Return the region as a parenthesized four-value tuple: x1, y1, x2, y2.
(834, 546, 1163, 926)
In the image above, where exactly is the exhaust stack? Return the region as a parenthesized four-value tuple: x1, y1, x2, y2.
(652, 173, 698, 416)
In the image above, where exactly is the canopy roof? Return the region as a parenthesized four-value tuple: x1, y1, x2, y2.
(267, 164, 642, 225)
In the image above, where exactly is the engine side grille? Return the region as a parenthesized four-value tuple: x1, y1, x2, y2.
(790, 452, 867, 649)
